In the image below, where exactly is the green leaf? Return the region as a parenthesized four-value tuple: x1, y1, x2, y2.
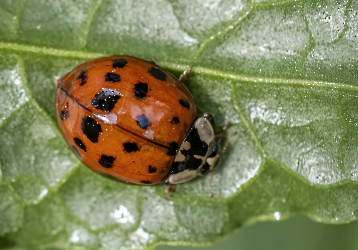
(0, 0, 357, 249)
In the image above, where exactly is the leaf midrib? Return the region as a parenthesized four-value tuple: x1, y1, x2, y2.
(0, 42, 356, 91)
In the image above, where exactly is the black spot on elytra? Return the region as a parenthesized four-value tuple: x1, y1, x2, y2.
(92, 89, 120, 112)
(179, 99, 190, 109)
(112, 58, 128, 68)
(141, 180, 151, 184)
(77, 70, 88, 86)
(81, 117, 102, 143)
(73, 138, 86, 152)
(105, 73, 120, 82)
(134, 82, 148, 100)
(148, 165, 157, 173)
(71, 146, 81, 159)
(99, 155, 115, 168)
(167, 142, 179, 156)
(123, 142, 139, 153)
(171, 117, 180, 124)
(135, 114, 150, 129)
(149, 67, 166, 81)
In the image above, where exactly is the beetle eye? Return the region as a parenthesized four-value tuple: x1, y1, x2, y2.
(200, 163, 210, 175)
(208, 142, 220, 158)
(202, 113, 214, 125)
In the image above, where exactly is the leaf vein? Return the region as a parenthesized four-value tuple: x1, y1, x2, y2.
(231, 81, 266, 157)
(193, 9, 251, 60)
(82, 0, 105, 49)
(0, 42, 356, 91)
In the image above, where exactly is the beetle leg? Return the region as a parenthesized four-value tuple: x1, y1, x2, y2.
(179, 66, 193, 83)
(215, 122, 232, 138)
(165, 184, 175, 199)
(221, 122, 232, 133)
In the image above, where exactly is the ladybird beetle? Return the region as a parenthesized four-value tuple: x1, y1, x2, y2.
(56, 56, 224, 192)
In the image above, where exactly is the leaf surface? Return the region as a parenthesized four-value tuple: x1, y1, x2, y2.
(0, 0, 357, 249)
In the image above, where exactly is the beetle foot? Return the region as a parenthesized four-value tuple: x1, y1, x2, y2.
(179, 66, 193, 83)
(165, 184, 175, 199)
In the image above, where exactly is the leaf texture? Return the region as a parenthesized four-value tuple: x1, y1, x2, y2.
(0, 0, 357, 249)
